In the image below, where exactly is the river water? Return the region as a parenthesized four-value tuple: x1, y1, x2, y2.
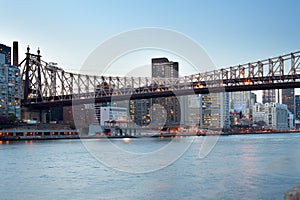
(1, 133, 300, 199)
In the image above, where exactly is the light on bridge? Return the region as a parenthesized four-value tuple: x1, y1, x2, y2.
(195, 83, 202, 88)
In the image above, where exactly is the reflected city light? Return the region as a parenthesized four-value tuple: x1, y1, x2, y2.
(122, 138, 131, 143)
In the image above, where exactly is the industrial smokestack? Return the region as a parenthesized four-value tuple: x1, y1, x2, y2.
(13, 41, 18, 66)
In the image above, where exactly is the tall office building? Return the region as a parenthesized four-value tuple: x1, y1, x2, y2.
(152, 58, 180, 129)
(129, 99, 151, 127)
(282, 88, 295, 114)
(0, 44, 11, 65)
(0, 43, 20, 119)
(249, 92, 257, 118)
(295, 95, 300, 120)
(188, 95, 201, 127)
(130, 57, 180, 129)
(200, 92, 230, 129)
(262, 89, 276, 104)
(152, 58, 178, 78)
(231, 91, 251, 118)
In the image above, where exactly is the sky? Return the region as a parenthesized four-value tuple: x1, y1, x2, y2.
(1, 0, 300, 100)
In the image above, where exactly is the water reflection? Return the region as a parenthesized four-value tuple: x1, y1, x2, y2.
(238, 142, 260, 189)
(122, 138, 131, 143)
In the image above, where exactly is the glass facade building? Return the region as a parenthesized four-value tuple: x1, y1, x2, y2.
(0, 44, 11, 65)
(295, 95, 300, 120)
(129, 58, 180, 129)
(200, 92, 230, 129)
(262, 89, 276, 104)
(282, 88, 295, 114)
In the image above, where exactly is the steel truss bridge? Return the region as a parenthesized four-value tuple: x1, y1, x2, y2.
(19, 47, 300, 108)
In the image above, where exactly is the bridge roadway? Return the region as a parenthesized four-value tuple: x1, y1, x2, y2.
(23, 81, 300, 108)
(20, 51, 300, 108)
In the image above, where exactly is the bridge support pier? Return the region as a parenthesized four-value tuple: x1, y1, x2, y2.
(21, 107, 47, 123)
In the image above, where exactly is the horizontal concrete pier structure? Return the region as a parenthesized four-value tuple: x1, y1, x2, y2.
(0, 129, 79, 140)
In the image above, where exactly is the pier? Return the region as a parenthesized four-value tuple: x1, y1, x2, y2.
(0, 129, 79, 140)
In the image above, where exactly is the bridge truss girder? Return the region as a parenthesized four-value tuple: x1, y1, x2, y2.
(20, 50, 300, 106)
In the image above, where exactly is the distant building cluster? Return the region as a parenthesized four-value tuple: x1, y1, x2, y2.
(253, 102, 294, 130)
(0, 43, 20, 120)
(126, 58, 299, 132)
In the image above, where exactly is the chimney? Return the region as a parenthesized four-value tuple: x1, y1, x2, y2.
(13, 41, 18, 66)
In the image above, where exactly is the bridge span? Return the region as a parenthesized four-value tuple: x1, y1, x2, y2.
(19, 48, 300, 108)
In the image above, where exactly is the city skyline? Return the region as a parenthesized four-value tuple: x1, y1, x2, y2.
(2, 2, 300, 199)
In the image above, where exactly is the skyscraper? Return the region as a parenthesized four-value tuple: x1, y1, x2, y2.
(282, 88, 295, 114)
(152, 58, 178, 78)
(129, 57, 180, 129)
(129, 99, 151, 127)
(151, 58, 180, 130)
(295, 95, 300, 120)
(0, 44, 11, 65)
(231, 91, 251, 118)
(0, 43, 20, 119)
(262, 89, 276, 104)
(200, 92, 230, 129)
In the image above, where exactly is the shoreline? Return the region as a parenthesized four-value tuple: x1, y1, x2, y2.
(0, 130, 299, 141)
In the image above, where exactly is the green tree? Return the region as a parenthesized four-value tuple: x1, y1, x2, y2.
(8, 113, 17, 123)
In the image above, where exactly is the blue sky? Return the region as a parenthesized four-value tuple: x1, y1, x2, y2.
(2, 0, 300, 73)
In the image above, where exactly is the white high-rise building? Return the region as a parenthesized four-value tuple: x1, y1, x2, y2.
(0, 63, 21, 120)
(0, 43, 20, 120)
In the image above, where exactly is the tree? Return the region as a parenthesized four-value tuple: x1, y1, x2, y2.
(0, 116, 9, 124)
(8, 113, 17, 123)
(0, 115, 12, 129)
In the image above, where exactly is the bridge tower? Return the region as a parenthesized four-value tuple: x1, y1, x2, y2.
(23, 46, 43, 103)
(21, 46, 47, 123)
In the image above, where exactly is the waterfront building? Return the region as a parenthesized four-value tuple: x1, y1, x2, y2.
(282, 88, 295, 114)
(179, 96, 189, 126)
(288, 111, 294, 129)
(46, 107, 63, 123)
(89, 104, 128, 135)
(0, 43, 20, 120)
(252, 102, 294, 130)
(230, 92, 257, 126)
(129, 99, 151, 127)
(200, 92, 230, 129)
(187, 95, 201, 127)
(129, 57, 180, 129)
(250, 92, 257, 118)
(262, 89, 276, 104)
(252, 103, 265, 123)
(295, 95, 300, 120)
(231, 91, 251, 118)
(151, 58, 180, 129)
